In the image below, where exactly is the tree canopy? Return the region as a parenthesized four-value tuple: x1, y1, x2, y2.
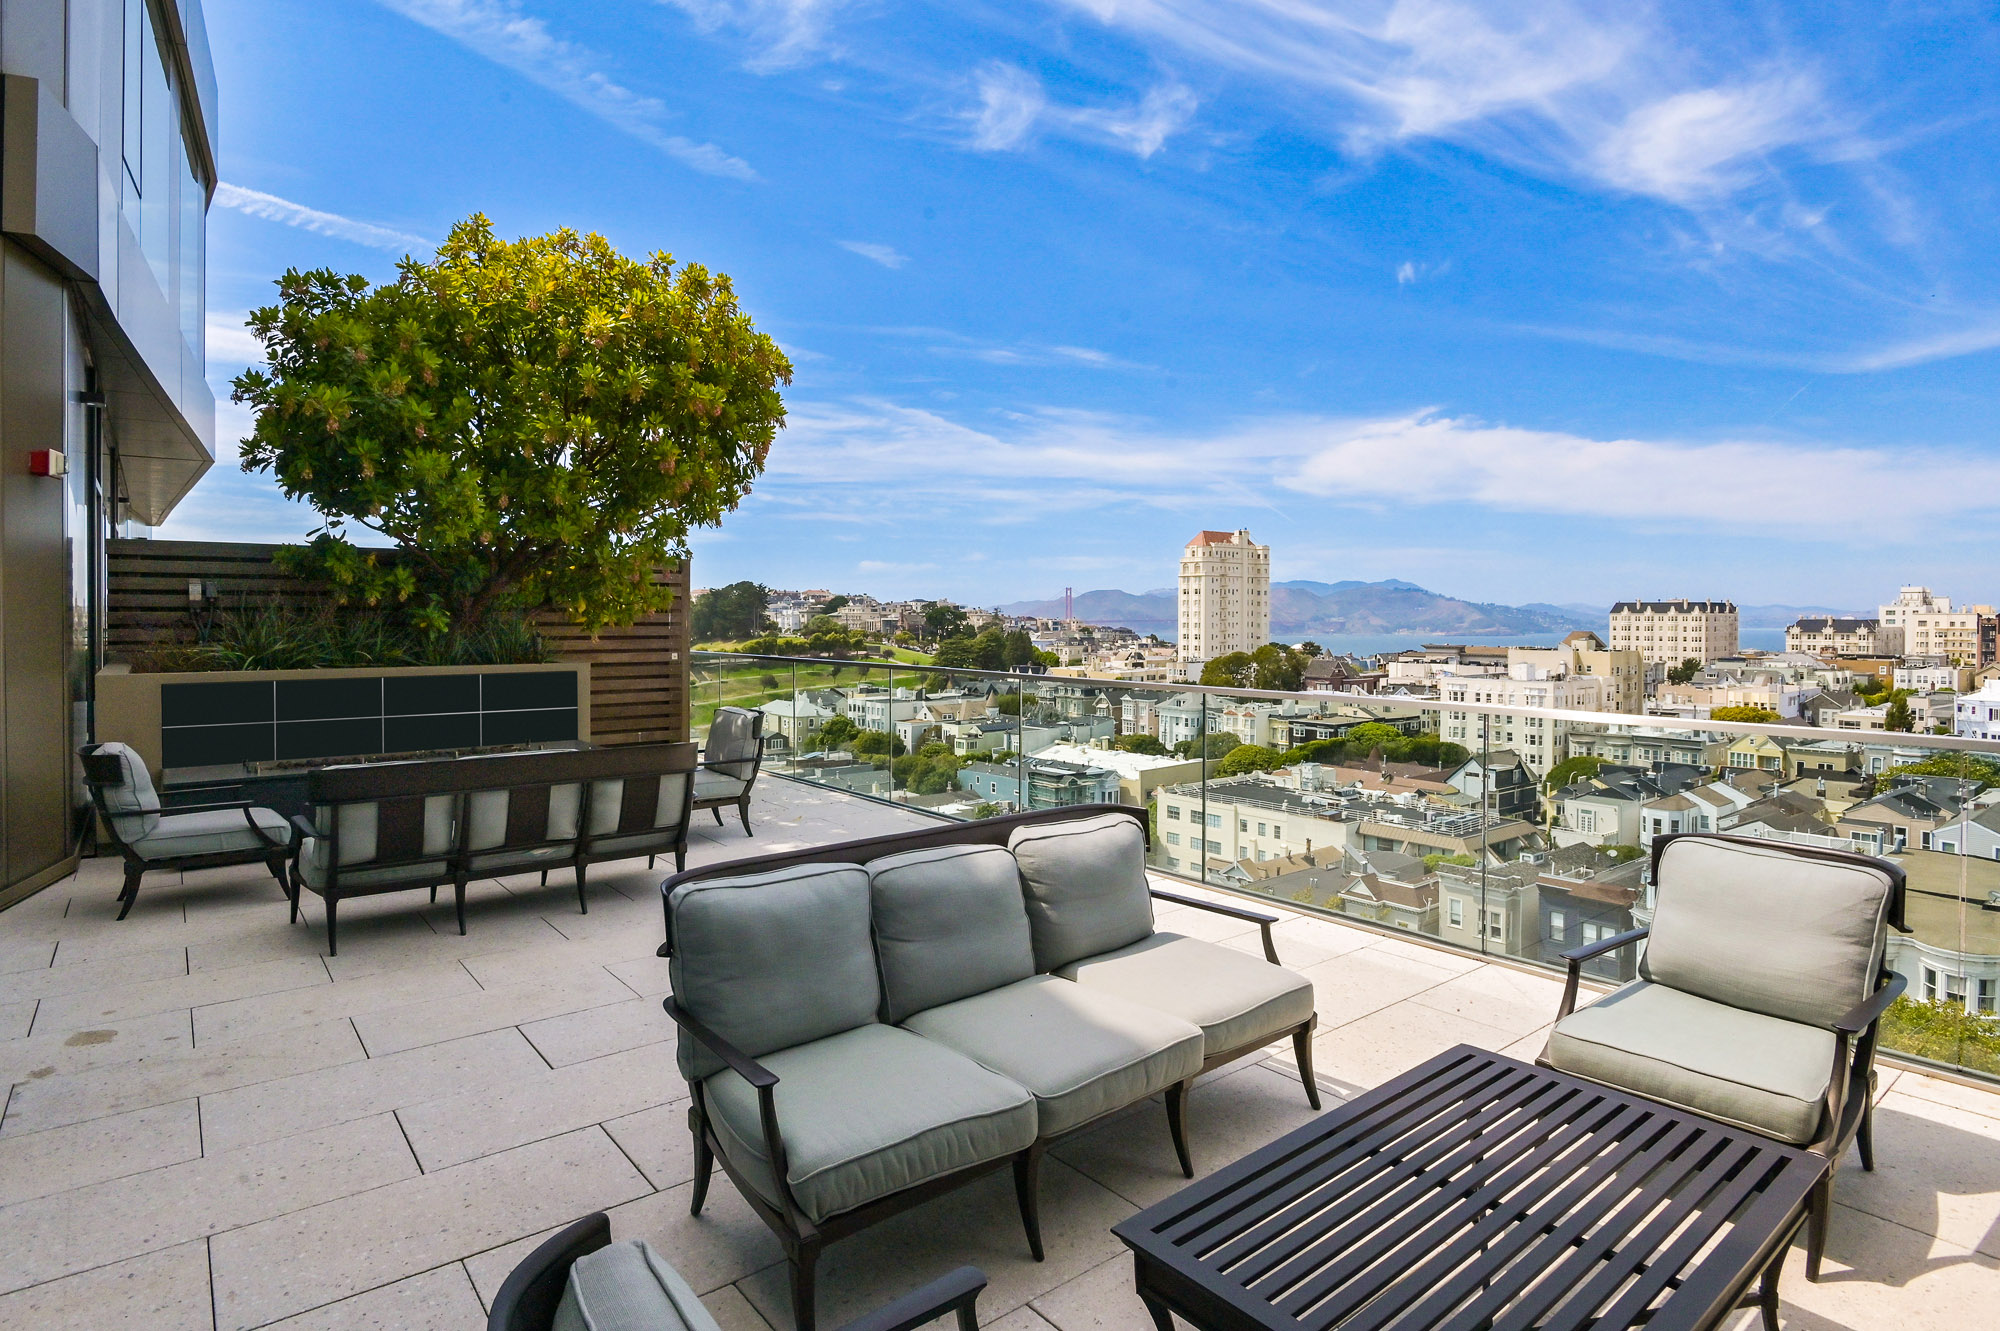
(1667, 658, 1702, 685)
(1199, 643, 1308, 691)
(1216, 744, 1286, 776)
(234, 216, 789, 634)
(1113, 733, 1170, 756)
(1543, 754, 1605, 791)
(1886, 751, 2000, 788)
(1710, 705, 1781, 723)
(691, 581, 772, 641)
(1884, 693, 1915, 732)
(923, 603, 970, 641)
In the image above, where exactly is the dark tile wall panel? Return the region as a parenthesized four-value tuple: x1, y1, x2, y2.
(276, 718, 386, 762)
(162, 680, 274, 727)
(277, 677, 383, 721)
(162, 721, 276, 768)
(386, 673, 479, 716)
(385, 712, 481, 752)
(482, 671, 577, 712)
(483, 707, 579, 746)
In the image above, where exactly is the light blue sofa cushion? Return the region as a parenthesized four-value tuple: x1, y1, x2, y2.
(703, 1023, 1036, 1223)
(1008, 813, 1155, 972)
(867, 844, 1036, 1023)
(1058, 931, 1315, 1057)
(552, 1239, 719, 1331)
(669, 863, 880, 1081)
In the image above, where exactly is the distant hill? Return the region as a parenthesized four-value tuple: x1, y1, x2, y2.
(998, 580, 1597, 640)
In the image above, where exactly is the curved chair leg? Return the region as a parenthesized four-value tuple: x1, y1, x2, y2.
(789, 1239, 822, 1331)
(116, 862, 144, 921)
(1756, 1250, 1782, 1331)
(265, 854, 290, 896)
(1013, 1144, 1046, 1261)
(1166, 1080, 1195, 1179)
(738, 798, 753, 836)
(430, 885, 438, 904)
(288, 866, 302, 924)
(540, 870, 549, 888)
(454, 880, 468, 936)
(575, 864, 589, 915)
(1292, 1022, 1323, 1111)
(325, 896, 340, 957)
(1804, 1172, 1835, 1280)
(711, 807, 724, 826)
(647, 855, 656, 870)
(689, 1107, 715, 1216)
(1858, 1089, 1877, 1172)
(1138, 1293, 1175, 1331)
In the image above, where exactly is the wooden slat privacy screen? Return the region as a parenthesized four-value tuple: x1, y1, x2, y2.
(105, 540, 690, 746)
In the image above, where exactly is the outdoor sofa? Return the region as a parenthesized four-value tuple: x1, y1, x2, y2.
(659, 805, 1320, 1331)
(291, 741, 696, 954)
(1540, 830, 1910, 1285)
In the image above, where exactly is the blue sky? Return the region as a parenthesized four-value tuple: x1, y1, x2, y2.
(170, 0, 2000, 611)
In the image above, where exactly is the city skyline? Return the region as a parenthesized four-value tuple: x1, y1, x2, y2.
(166, 2, 2000, 606)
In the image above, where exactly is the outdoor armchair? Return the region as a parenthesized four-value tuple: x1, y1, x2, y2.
(487, 1210, 985, 1331)
(691, 706, 764, 836)
(1538, 831, 1910, 1281)
(80, 741, 292, 920)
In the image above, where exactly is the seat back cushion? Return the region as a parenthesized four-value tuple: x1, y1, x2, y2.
(312, 796, 455, 866)
(1008, 812, 1155, 972)
(552, 1239, 719, 1331)
(465, 784, 582, 850)
(1641, 836, 1896, 1029)
(92, 741, 161, 842)
(585, 773, 690, 838)
(705, 708, 761, 781)
(670, 863, 880, 1080)
(867, 844, 1036, 1022)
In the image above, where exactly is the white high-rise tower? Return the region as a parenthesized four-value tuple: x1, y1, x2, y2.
(1177, 529, 1270, 672)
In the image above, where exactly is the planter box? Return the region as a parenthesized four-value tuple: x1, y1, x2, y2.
(96, 662, 592, 780)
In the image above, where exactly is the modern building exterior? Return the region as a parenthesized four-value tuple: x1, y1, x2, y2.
(1787, 617, 1897, 658)
(1436, 667, 1608, 776)
(0, 0, 215, 905)
(1508, 631, 1643, 716)
(1956, 680, 2000, 743)
(1176, 528, 1268, 672)
(1607, 599, 1739, 665)
(1879, 586, 1996, 666)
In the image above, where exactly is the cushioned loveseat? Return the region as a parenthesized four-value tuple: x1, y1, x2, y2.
(659, 806, 1319, 1331)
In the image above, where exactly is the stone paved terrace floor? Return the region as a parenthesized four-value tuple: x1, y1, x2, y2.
(1, 777, 1997, 1330)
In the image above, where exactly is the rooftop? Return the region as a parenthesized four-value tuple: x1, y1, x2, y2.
(2, 777, 1997, 1329)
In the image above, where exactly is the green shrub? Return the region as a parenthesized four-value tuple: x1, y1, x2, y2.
(133, 600, 551, 672)
(1881, 997, 2000, 1076)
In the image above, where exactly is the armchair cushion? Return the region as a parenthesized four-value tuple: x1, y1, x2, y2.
(903, 975, 1203, 1136)
(553, 1238, 718, 1331)
(90, 741, 161, 843)
(1008, 812, 1155, 972)
(1545, 980, 1835, 1144)
(704, 708, 761, 781)
(1058, 932, 1315, 1057)
(584, 774, 690, 837)
(1642, 836, 1896, 1030)
(868, 844, 1036, 1023)
(693, 771, 748, 802)
(703, 1023, 1035, 1223)
(669, 864, 880, 1081)
(309, 796, 457, 865)
(129, 807, 291, 861)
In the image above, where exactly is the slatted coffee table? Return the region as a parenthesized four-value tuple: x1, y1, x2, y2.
(1114, 1045, 1826, 1331)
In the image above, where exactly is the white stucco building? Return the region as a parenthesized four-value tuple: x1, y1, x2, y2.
(1177, 529, 1270, 672)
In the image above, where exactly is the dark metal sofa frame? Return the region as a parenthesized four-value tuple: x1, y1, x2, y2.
(1544, 830, 1910, 1286)
(487, 1211, 987, 1331)
(657, 803, 1322, 1331)
(80, 744, 292, 920)
(291, 742, 695, 955)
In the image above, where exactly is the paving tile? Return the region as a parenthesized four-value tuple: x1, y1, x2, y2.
(0, 937, 56, 975)
(1888, 1068, 2000, 1123)
(259, 1262, 486, 1330)
(0, 998, 34, 1040)
(457, 931, 661, 989)
(2, 1016, 364, 1137)
(1405, 963, 1566, 1038)
(0, 947, 187, 1004)
(0, 1112, 417, 1295)
(706, 1281, 778, 1331)
(397, 1040, 683, 1171)
(32, 956, 329, 1036)
(199, 1027, 548, 1154)
(0, 1007, 193, 1087)
(0, 1099, 202, 1207)
(991, 1304, 1065, 1331)
(738, 1159, 1134, 1329)
(209, 1127, 649, 1331)
(607, 953, 674, 999)
(1297, 947, 1463, 1031)
(1498, 1024, 1552, 1063)
(1029, 1254, 1155, 1331)
(521, 995, 677, 1068)
(317, 909, 571, 985)
(1264, 913, 1397, 965)
(1839, 1091, 2000, 1259)
(0, 1239, 212, 1331)
(1765, 1201, 2000, 1329)
(603, 1099, 698, 1190)
(1352, 932, 1487, 975)
(353, 966, 636, 1057)
(193, 961, 481, 1047)
(1053, 1063, 1325, 1209)
(1310, 1000, 1518, 1097)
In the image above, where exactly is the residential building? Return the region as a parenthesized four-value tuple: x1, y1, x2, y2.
(1886, 851, 2000, 1017)
(1566, 727, 1729, 770)
(1879, 586, 1996, 666)
(1435, 860, 1541, 960)
(1956, 679, 2000, 742)
(1535, 847, 1647, 982)
(1896, 662, 1972, 694)
(1301, 655, 1380, 693)
(1437, 666, 1607, 775)
(1328, 853, 1439, 934)
(1725, 733, 1791, 771)
(1787, 617, 1898, 657)
(1839, 776, 1986, 854)
(1026, 743, 1202, 808)
(756, 696, 836, 751)
(1214, 698, 1327, 748)
(1554, 766, 1691, 849)
(1176, 528, 1269, 670)
(1509, 631, 1644, 716)
(954, 757, 1120, 811)
(1380, 645, 1506, 692)
(1784, 740, 1863, 778)
(1651, 677, 1819, 720)
(1152, 780, 1350, 875)
(1443, 750, 1537, 820)
(1608, 599, 1739, 665)
(0, 0, 217, 905)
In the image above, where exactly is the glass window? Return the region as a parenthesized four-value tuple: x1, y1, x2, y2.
(1272, 824, 1282, 838)
(1978, 978, 1997, 1015)
(1165, 832, 1179, 847)
(1206, 813, 1221, 829)
(1258, 822, 1267, 836)
(1448, 899, 1463, 928)
(1239, 819, 1249, 832)
(1165, 805, 1180, 821)
(1549, 910, 1568, 937)
(139, 0, 173, 291)
(1207, 839, 1222, 854)
(178, 129, 206, 364)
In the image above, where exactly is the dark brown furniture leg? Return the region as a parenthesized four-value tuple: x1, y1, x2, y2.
(1805, 1172, 1834, 1280)
(575, 864, 589, 914)
(1757, 1249, 1783, 1331)
(1291, 1022, 1322, 1111)
(116, 862, 143, 920)
(789, 1238, 822, 1331)
(1166, 1080, 1194, 1179)
(1013, 1144, 1045, 1261)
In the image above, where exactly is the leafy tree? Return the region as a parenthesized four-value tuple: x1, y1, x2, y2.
(235, 215, 787, 634)
(1884, 693, 1915, 732)
(819, 595, 849, 614)
(1543, 755, 1605, 791)
(1113, 733, 1170, 756)
(1711, 705, 1781, 723)
(933, 629, 1008, 671)
(1885, 752, 2000, 788)
(1297, 641, 1324, 658)
(1200, 643, 1306, 691)
(972, 802, 1004, 819)
(1667, 658, 1702, 685)
(814, 715, 858, 749)
(803, 613, 843, 636)
(1174, 732, 1240, 760)
(852, 729, 904, 759)
(1423, 852, 1478, 870)
(1216, 744, 1286, 776)
(923, 603, 970, 641)
(1344, 722, 1405, 750)
(992, 692, 1023, 715)
(690, 581, 772, 641)
(1001, 629, 1041, 669)
(893, 744, 964, 795)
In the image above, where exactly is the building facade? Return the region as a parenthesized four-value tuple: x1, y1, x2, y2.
(1786, 617, 1897, 657)
(1607, 599, 1739, 665)
(0, 0, 216, 905)
(1176, 528, 1268, 671)
(1436, 668, 1607, 775)
(1879, 586, 1996, 666)
(1956, 680, 2000, 743)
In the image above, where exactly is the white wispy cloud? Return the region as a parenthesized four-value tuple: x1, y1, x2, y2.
(962, 61, 1195, 158)
(838, 240, 909, 268)
(968, 62, 1047, 150)
(376, 0, 755, 180)
(657, 0, 847, 70)
(212, 184, 429, 252)
(205, 311, 266, 365)
(765, 396, 2000, 533)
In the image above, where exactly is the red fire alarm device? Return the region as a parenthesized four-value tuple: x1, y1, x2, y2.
(29, 449, 68, 477)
